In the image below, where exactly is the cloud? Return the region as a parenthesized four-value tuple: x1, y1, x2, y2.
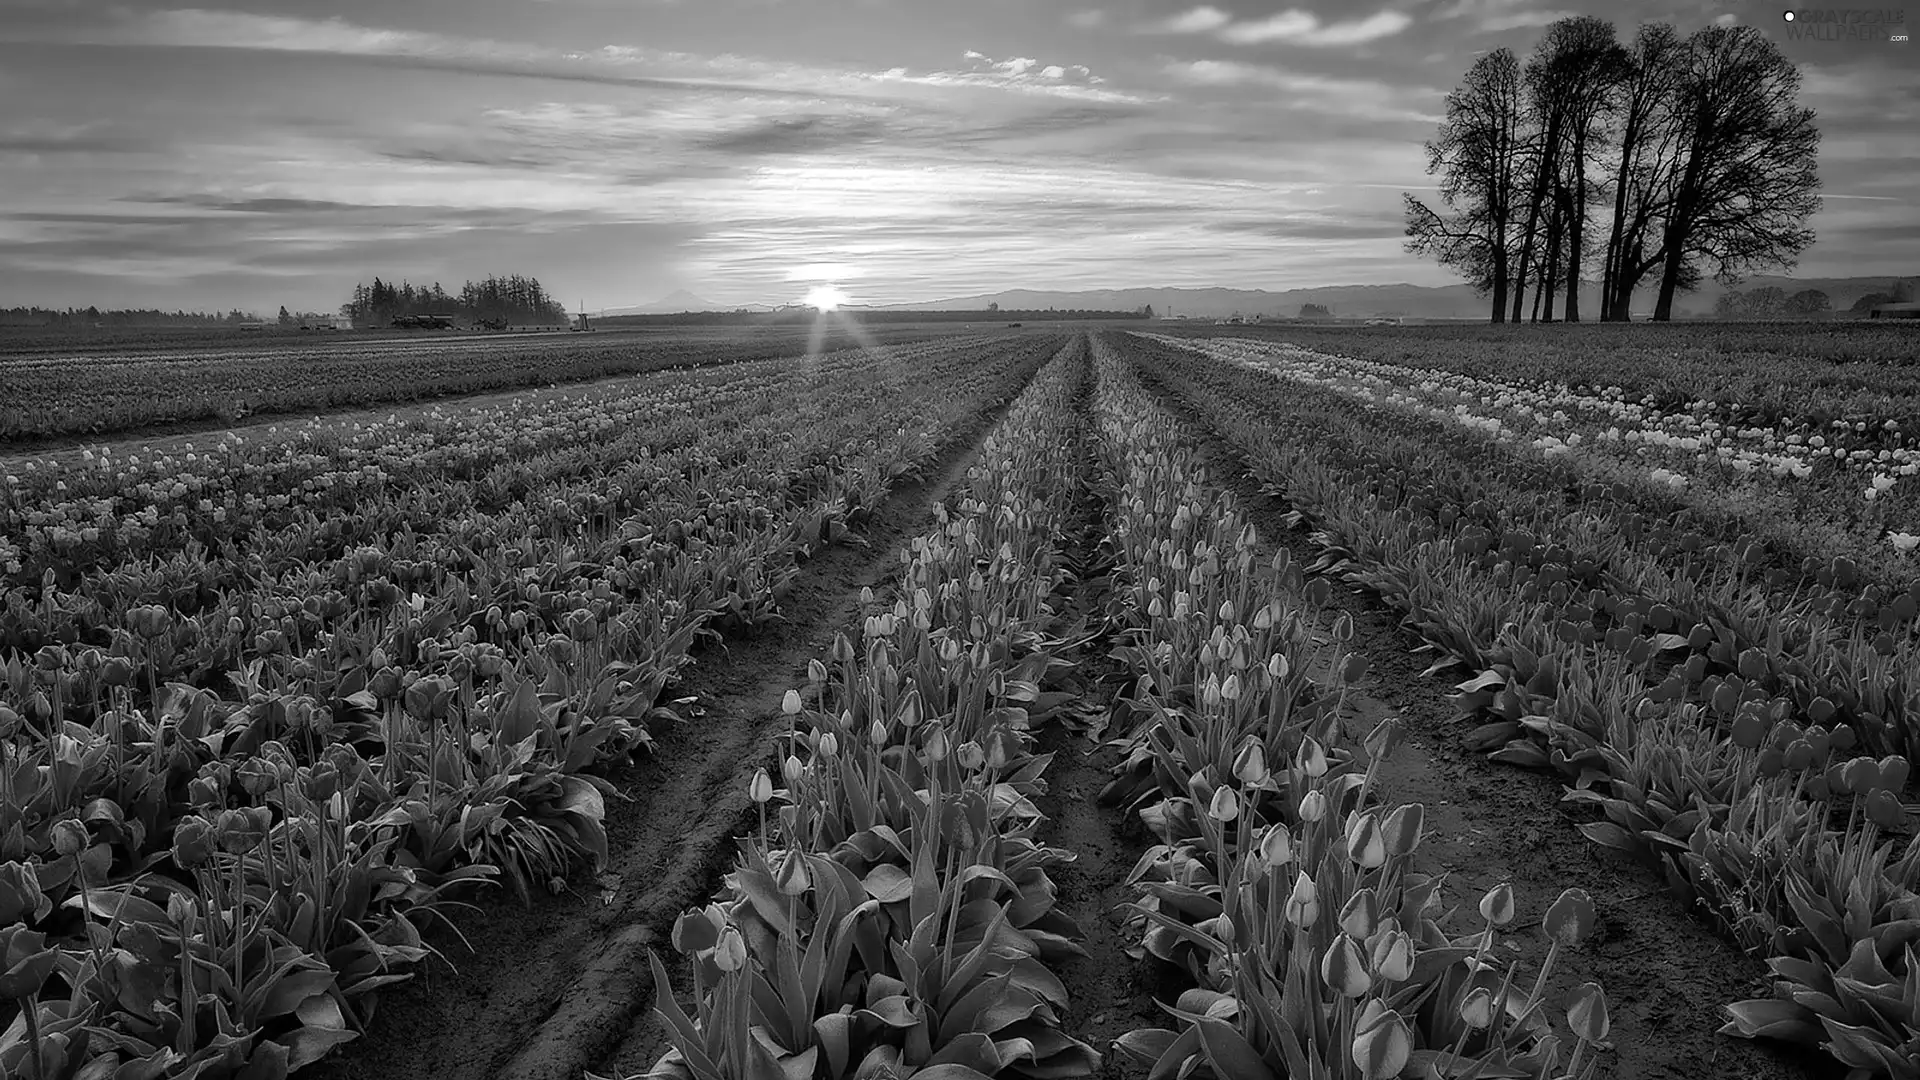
(1156, 6, 1233, 33)
(697, 115, 891, 155)
(867, 51, 1143, 103)
(1430, 0, 1576, 33)
(1148, 6, 1412, 46)
(1162, 60, 1442, 122)
(1066, 9, 1106, 28)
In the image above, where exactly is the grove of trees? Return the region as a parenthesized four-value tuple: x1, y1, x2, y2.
(1714, 286, 1831, 318)
(1405, 19, 1822, 322)
(0, 307, 255, 327)
(341, 274, 569, 326)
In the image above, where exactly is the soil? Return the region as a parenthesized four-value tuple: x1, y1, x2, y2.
(305, 369, 1040, 1080)
(1121, 340, 1827, 1080)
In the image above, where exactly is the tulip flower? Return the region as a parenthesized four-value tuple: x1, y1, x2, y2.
(923, 724, 950, 763)
(671, 906, 724, 955)
(1259, 823, 1294, 866)
(748, 768, 774, 805)
(1371, 929, 1414, 983)
(1346, 812, 1387, 869)
(0, 861, 51, 924)
(1459, 987, 1496, 1029)
(1567, 981, 1610, 1043)
(781, 689, 803, 716)
(1285, 871, 1320, 928)
(1339, 888, 1379, 938)
(713, 924, 749, 972)
(1208, 786, 1241, 823)
(1381, 803, 1424, 856)
(1351, 1002, 1412, 1079)
(1543, 888, 1595, 946)
(773, 848, 812, 896)
(782, 754, 803, 786)
(1297, 736, 1328, 778)
(1479, 883, 1516, 927)
(1321, 933, 1371, 998)
(1232, 739, 1268, 785)
(1298, 789, 1327, 823)
(956, 740, 986, 771)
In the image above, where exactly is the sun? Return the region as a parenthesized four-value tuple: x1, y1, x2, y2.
(803, 284, 849, 312)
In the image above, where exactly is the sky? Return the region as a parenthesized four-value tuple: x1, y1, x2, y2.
(1, 0, 1913, 313)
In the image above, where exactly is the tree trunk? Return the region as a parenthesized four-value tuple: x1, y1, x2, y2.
(1491, 247, 1509, 323)
(1564, 152, 1586, 322)
(1540, 202, 1562, 322)
(1511, 122, 1559, 324)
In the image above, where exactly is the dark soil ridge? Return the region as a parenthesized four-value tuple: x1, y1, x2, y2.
(306, 359, 1049, 1080)
(1118, 336, 1822, 1080)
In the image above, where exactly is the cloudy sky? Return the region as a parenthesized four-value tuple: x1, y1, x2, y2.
(2, 0, 1912, 313)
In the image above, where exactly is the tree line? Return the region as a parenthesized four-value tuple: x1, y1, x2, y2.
(340, 274, 569, 326)
(0, 307, 256, 327)
(1405, 19, 1821, 322)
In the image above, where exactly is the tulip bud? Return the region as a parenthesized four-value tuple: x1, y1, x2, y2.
(898, 692, 922, 728)
(1285, 871, 1320, 928)
(923, 724, 949, 763)
(816, 732, 839, 758)
(1259, 824, 1293, 866)
(782, 689, 803, 716)
(1232, 739, 1268, 785)
(1350, 1002, 1412, 1080)
(1543, 887, 1595, 946)
(1208, 786, 1241, 823)
(1459, 987, 1496, 1029)
(1380, 803, 1424, 857)
(956, 740, 986, 771)
(807, 659, 828, 685)
(748, 768, 774, 805)
(782, 754, 803, 786)
(774, 848, 812, 896)
(1567, 981, 1610, 1043)
(1372, 929, 1415, 983)
(1340, 888, 1379, 938)
(48, 819, 89, 858)
(869, 717, 889, 747)
(1268, 653, 1290, 679)
(1479, 882, 1516, 927)
(1298, 789, 1327, 823)
(1346, 812, 1387, 869)
(1297, 737, 1328, 778)
(1867, 789, 1905, 829)
(1880, 755, 1910, 794)
(713, 924, 749, 972)
(1321, 933, 1371, 997)
(671, 906, 724, 955)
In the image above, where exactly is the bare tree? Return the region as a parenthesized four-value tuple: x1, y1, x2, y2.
(1599, 23, 1685, 320)
(1404, 49, 1525, 322)
(1652, 26, 1821, 320)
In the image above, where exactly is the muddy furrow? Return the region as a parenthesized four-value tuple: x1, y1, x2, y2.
(1030, 371, 1161, 1079)
(307, 379, 1037, 1080)
(1119, 335, 1822, 1080)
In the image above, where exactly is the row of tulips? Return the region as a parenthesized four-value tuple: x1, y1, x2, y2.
(1086, 335, 1611, 1080)
(0, 340, 1059, 1079)
(623, 337, 1105, 1079)
(1120, 331, 1920, 1077)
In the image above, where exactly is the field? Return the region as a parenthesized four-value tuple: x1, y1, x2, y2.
(2, 321, 1918, 1080)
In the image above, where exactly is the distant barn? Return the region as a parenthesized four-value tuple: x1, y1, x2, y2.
(1869, 302, 1920, 319)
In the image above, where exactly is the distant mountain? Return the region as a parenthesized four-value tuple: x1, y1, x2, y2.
(601, 289, 719, 315)
(874, 276, 1905, 319)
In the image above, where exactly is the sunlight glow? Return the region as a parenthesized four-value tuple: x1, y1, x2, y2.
(803, 284, 849, 311)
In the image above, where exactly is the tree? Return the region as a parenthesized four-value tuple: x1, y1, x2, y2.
(1524, 17, 1628, 322)
(987, 301, 999, 311)
(1651, 26, 1821, 320)
(1404, 48, 1526, 321)
(1893, 278, 1918, 303)
(1300, 303, 1331, 318)
(1599, 23, 1686, 320)
(1851, 292, 1893, 314)
(1784, 288, 1830, 316)
(277, 305, 293, 326)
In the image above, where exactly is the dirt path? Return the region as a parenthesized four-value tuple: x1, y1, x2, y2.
(1121, 343, 1824, 1080)
(305, 375, 1037, 1080)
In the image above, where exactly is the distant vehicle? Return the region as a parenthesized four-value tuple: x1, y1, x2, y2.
(1365, 318, 1396, 326)
(1870, 303, 1920, 320)
(1007, 322, 1022, 328)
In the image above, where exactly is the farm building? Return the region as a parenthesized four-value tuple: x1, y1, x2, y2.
(1869, 302, 1920, 319)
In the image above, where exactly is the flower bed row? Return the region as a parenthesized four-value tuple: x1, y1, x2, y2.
(625, 337, 1103, 1080)
(0, 336, 1059, 1078)
(1123, 330, 1920, 1077)
(1087, 335, 1610, 1080)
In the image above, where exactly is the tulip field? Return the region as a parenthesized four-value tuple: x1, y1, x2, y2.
(2, 322, 1915, 1080)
